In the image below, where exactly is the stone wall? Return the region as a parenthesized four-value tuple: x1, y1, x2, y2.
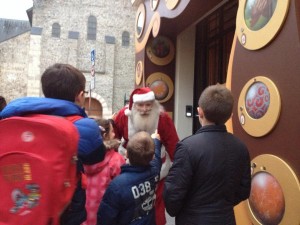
(0, 0, 136, 115)
(0, 32, 31, 102)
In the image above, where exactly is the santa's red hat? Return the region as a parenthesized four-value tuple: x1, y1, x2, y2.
(125, 87, 155, 116)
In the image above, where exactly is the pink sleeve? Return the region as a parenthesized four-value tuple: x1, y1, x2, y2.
(109, 152, 126, 178)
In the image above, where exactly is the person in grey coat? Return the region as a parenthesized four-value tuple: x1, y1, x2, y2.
(163, 84, 251, 225)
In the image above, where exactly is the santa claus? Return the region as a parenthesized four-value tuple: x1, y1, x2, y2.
(113, 87, 179, 225)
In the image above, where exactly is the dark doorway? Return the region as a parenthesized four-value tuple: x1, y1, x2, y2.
(193, 0, 238, 133)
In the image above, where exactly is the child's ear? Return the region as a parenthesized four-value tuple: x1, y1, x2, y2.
(197, 107, 204, 119)
(197, 107, 205, 126)
(103, 133, 108, 140)
(75, 91, 85, 107)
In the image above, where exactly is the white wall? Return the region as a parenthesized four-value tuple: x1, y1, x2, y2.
(174, 26, 196, 140)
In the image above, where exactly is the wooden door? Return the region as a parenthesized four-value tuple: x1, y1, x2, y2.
(193, 0, 238, 133)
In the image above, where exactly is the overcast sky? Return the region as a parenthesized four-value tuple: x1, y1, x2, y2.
(0, 0, 33, 20)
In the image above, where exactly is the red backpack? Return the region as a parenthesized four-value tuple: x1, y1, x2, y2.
(0, 114, 79, 225)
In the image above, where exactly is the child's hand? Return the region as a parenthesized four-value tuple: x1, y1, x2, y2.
(111, 112, 118, 120)
(151, 129, 160, 140)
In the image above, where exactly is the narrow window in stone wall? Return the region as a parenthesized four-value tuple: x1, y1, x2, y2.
(87, 15, 97, 40)
(122, 31, 130, 46)
(52, 23, 61, 38)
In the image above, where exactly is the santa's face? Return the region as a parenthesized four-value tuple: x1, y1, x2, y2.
(130, 101, 160, 134)
(133, 101, 154, 116)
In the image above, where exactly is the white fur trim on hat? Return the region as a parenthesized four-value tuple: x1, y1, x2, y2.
(125, 108, 131, 116)
(133, 91, 155, 103)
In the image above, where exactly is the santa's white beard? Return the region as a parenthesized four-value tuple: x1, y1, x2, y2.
(128, 102, 160, 138)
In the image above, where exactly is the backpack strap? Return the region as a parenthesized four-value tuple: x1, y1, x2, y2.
(65, 115, 83, 123)
(65, 115, 87, 189)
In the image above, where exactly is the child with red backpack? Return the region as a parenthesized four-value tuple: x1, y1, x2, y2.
(0, 63, 106, 225)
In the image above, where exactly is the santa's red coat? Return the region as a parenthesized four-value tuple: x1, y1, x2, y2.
(113, 106, 179, 225)
(114, 106, 178, 159)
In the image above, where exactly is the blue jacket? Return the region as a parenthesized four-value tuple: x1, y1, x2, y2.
(97, 138, 162, 225)
(0, 97, 105, 225)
